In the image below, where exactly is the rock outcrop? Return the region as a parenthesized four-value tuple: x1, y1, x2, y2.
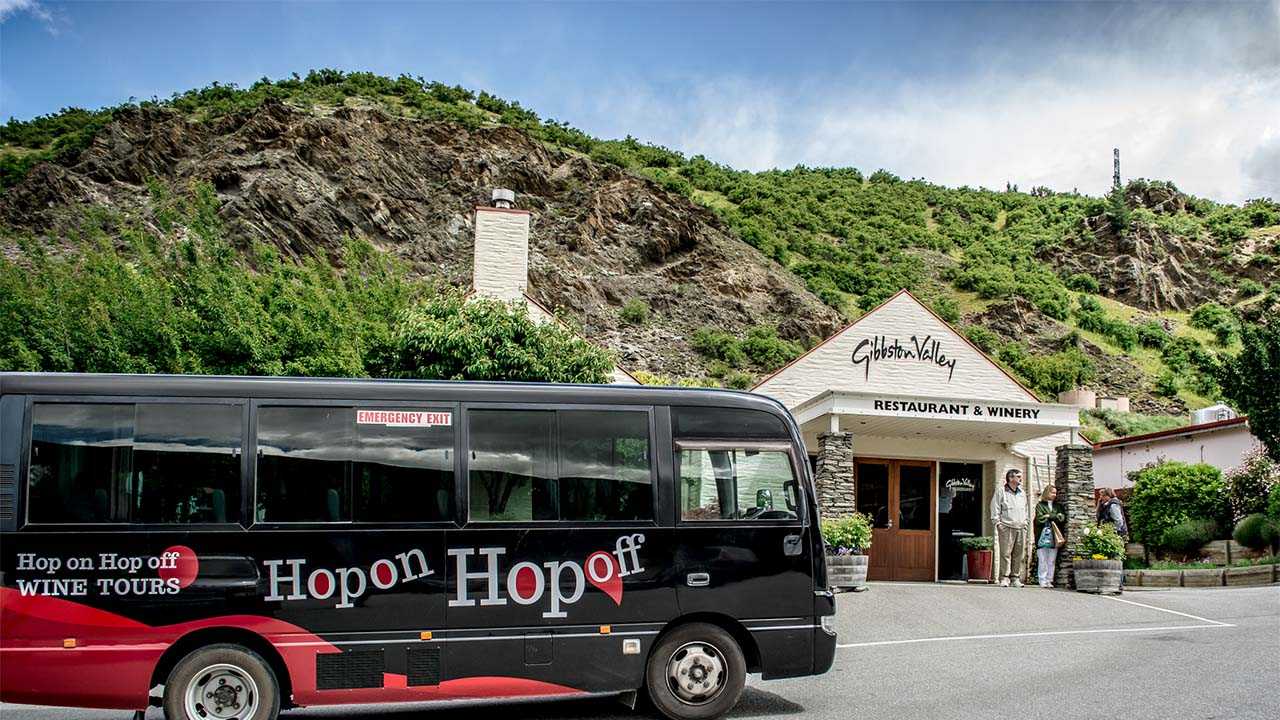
(0, 101, 842, 378)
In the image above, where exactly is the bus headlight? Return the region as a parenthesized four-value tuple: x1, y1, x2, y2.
(820, 615, 837, 635)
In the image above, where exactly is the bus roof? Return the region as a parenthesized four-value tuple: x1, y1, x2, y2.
(0, 372, 790, 415)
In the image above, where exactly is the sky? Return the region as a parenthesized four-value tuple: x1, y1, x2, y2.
(1, 1, 1278, 203)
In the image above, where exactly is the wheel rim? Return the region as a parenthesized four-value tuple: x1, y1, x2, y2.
(666, 641, 727, 706)
(183, 663, 259, 720)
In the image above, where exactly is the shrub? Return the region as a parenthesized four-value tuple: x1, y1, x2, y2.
(1223, 446, 1280, 523)
(1243, 198, 1280, 228)
(1190, 302, 1237, 345)
(1154, 371, 1180, 397)
(1074, 295, 1138, 350)
(0, 185, 417, 377)
(619, 298, 650, 325)
(690, 327, 746, 367)
(1066, 273, 1100, 293)
(738, 326, 803, 371)
(1127, 461, 1231, 550)
(932, 296, 960, 323)
(1135, 320, 1170, 349)
(1160, 518, 1219, 559)
(1233, 513, 1279, 551)
(1238, 278, 1265, 298)
(1000, 345, 1095, 397)
(1085, 409, 1183, 438)
(821, 514, 873, 553)
(964, 325, 1002, 354)
(724, 370, 754, 389)
(1078, 524, 1126, 560)
(384, 293, 615, 383)
(958, 536, 993, 551)
(1270, 484, 1280, 522)
(690, 325, 801, 372)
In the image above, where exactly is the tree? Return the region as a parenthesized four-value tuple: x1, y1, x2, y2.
(380, 291, 614, 384)
(379, 292, 614, 517)
(1220, 314, 1280, 462)
(1127, 462, 1230, 550)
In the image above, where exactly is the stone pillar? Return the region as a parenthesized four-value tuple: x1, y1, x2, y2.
(1054, 444, 1096, 587)
(814, 431, 855, 518)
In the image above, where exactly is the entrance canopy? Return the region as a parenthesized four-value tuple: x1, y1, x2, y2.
(793, 390, 1080, 444)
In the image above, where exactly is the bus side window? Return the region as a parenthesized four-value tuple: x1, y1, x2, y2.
(467, 408, 654, 523)
(679, 447, 798, 522)
(257, 407, 352, 523)
(27, 402, 243, 525)
(133, 403, 242, 524)
(256, 405, 456, 524)
(28, 403, 133, 524)
(353, 414, 455, 523)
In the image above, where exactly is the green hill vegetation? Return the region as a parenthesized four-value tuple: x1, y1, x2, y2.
(3, 70, 1278, 437)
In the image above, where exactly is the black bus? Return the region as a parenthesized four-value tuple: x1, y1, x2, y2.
(0, 373, 836, 720)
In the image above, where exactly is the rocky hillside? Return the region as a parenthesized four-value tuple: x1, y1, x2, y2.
(1, 100, 840, 380)
(2, 71, 1277, 417)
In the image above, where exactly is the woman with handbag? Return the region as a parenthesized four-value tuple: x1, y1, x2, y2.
(1034, 485, 1067, 588)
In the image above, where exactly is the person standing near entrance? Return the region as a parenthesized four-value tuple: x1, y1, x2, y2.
(990, 468, 1029, 587)
(1034, 485, 1066, 588)
(1097, 488, 1128, 538)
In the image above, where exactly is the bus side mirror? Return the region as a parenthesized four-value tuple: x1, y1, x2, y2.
(783, 481, 798, 511)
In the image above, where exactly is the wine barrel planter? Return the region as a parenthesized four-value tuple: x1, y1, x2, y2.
(1074, 558, 1123, 594)
(827, 552, 869, 591)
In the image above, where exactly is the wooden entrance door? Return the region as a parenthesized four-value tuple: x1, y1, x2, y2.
(855, 459, 937, 581)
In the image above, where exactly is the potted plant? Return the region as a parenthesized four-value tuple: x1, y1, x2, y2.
(959, 536, 994, 583)
(1074, 524, 1126, 594)
(822, 514, 873, 591)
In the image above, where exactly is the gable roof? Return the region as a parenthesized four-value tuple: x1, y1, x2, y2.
(753, 288, 1041, 404)
(1092, 416, 1250, 450)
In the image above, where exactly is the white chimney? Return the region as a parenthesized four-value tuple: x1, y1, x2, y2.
(472, 188, 531, 303)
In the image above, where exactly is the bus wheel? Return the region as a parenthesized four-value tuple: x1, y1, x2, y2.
(163, 644, 280, 720)
(645, 623, 746, 720)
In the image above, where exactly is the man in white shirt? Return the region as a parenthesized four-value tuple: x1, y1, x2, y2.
(989, 468, 1029, 587)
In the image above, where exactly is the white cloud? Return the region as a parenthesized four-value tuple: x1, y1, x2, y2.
(0, 0, 62, 36)
(577, 3, 1280, 204)
(0, 0, 49, 23)
(798, 61, 1280, 203)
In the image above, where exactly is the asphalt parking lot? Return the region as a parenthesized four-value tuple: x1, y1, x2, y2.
(4, 583, 1277, 720)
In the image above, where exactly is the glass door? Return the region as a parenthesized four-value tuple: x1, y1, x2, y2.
(854, 459, 937, 581)
(893, 461, 936, 581)
(855, 461, 892, 581)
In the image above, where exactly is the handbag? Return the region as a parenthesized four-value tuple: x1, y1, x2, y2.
(1051, 521, 1066, 548)
(1037, 524, 1054, 549)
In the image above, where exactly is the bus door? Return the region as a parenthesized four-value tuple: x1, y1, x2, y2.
(673, 440, 815, 677)
(442, 405, 677, 694)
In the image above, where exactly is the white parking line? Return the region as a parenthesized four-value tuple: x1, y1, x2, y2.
(835, 623, 1233, 649)
(1101, 594, 1233, 626)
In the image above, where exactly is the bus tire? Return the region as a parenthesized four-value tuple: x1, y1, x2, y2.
(163, 644, 280, 720)
(645, 622, 746, 720)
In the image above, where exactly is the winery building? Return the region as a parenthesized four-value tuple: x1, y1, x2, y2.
(753, 290, 1093, 583)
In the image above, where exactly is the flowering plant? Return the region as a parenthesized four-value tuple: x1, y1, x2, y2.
(1076, 524, 1126, 560)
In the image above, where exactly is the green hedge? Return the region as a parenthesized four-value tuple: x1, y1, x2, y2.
(1127, 461, 1231, 551)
